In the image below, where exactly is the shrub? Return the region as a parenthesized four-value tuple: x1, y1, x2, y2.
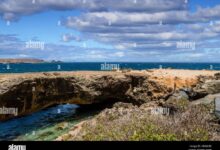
(69, 103, 219, 141)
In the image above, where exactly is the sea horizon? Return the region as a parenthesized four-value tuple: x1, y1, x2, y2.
(1, 62, 220, 73)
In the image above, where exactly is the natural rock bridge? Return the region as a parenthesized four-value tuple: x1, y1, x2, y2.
(0, 70, 219, 121)
(0, 71, 171, 121)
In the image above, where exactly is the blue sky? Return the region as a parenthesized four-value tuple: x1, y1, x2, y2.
(1, 0, 220, 62)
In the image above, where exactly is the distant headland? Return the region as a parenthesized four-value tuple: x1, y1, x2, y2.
(0, 58, 45, 64)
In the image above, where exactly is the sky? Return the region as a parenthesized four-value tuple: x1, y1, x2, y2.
(0, 0, 220, 62)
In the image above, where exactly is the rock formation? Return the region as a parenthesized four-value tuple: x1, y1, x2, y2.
(0, 70, 219, 121)
(0, 71, 171, 121)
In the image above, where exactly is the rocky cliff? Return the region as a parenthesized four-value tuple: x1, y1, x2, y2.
(0, 70, 219, 121)
(0, 71, 169, 121)
(54, 70, 220, 141)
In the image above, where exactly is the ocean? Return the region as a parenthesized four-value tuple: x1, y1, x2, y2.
(1, 62, 220, 73)
(0, 62, 220, 141)
(0, 104, 104, 141)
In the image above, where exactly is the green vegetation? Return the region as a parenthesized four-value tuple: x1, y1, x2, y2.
(70, 103, 219, 141)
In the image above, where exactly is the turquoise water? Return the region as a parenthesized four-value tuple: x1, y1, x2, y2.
(1, 62, 220, 141)
(0, 104, 102, 141)
(1, 62, 220, 73)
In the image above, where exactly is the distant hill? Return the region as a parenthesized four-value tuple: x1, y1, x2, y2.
(0, 58, 45, 64)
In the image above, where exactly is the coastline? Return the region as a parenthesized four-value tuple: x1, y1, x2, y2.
(0, 58, 45, 64)
(0, 69, 219, 120)
(0, 69, 220, 141)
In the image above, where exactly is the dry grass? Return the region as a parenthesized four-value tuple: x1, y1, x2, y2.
(70, 103, 219, 141)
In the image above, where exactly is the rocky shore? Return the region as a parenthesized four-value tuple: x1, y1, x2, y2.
(55, 69, 220, 141)
(0, 70, 169, 121)
(0, 69, 220, 140)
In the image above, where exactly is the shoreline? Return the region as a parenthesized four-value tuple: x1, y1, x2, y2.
(0, 69, 218, 90)
(1, 62, 220, 74)
(0, 68, 218, 75)
(0, 69, 220, 140)
(0, 69, 219, 121)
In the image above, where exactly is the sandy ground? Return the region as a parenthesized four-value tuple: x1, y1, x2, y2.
(147, 69, 218, 79)
(145, 69, 219, 88)
(0, 69, 218, 77)
(0, 69, 218, 88)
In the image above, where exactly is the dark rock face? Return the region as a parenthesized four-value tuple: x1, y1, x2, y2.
(189, 79, 220, 99)
(184, 87, 208, 100)
(167, 91, 189, 102)
(214, 73, 220, 80)
(202, 80, 220, 94)
(186, 76, 220, 100)
(0, 73, 170, 121)
(191, 94, 220, 119)
(162, 91, 190, 113)
(191, 93, 220, 105)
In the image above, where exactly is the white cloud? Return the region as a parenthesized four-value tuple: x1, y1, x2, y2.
(62, 34, 81, 42)
(0, 0, 187, 20)
(1, 0, 220, 62)
(114, 52, 125, 57)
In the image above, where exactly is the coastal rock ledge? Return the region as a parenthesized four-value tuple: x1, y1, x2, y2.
(0, 70, 218, 121)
